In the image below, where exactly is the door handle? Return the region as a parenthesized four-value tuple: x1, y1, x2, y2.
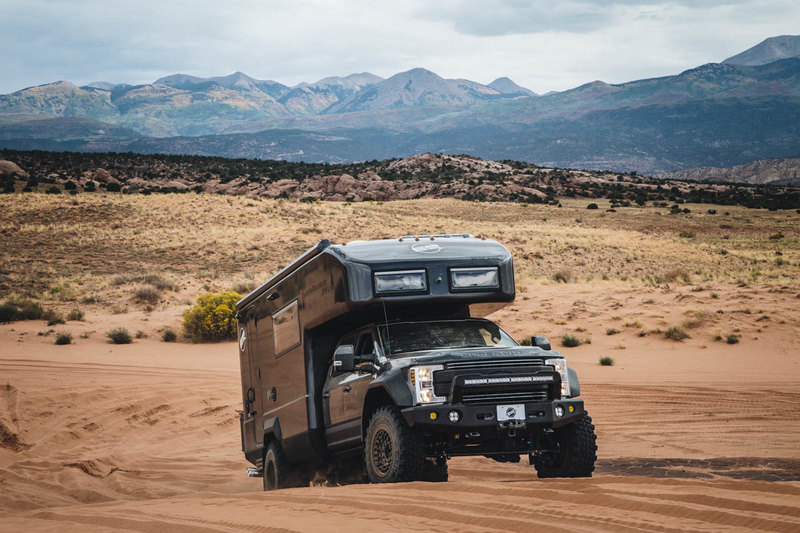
(322, 392, 330, 399)
(344, 385, 352, 393)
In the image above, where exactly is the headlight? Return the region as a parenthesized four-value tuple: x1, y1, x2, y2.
(409, 365, 445, 404)
(374, 270, 427, 294)
(546, 357, 570, 398)
(449, 267, 499, 290)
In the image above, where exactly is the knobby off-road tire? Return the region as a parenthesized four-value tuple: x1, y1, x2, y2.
(364, 405, 426, 483)
(422, 458, 449, 482)
(533, 413, 597, 478)
(263, 441, 307, 490)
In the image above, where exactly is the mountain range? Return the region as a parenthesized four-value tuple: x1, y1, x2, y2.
(1, 35, 799, 174)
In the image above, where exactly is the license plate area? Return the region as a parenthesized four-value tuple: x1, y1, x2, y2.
(496, 404, 525, 422)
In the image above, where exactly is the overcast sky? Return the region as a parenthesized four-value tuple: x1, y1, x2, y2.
(2, 0, 798, 94)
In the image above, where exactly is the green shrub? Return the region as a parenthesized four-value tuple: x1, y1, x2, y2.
(134, 285, 161, 305)
(586, 203, 598, 210)
(519, 337, 532, 346)
(55, 332, 73, 345)
(606, 328, 619, 336)
(232, 282, 257, 295)
(45, 185, 61, 194)
(162, 329, 177, 342)
(553, 270, 572, 283)
(45, 309, 66, 326)
(665, 326, 690, 341)
(135, 330, 147, 339)
(107, 327, 132, 344)
(561, 333, 582, 348)
(20, 301, 44, 320)
(599, 356, 614, 366)
(769, 232, 784, 240)
(0, 303, 20, 323)
(67, 308, 84, 321)
(679, 231, 695, 238)
(726, 334, 740, 345)
(182, 291, 241, 342)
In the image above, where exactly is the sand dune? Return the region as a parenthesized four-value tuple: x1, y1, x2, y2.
(1, 286, 799, 531)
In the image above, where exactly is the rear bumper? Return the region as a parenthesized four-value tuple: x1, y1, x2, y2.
(401, 398, 585, 431)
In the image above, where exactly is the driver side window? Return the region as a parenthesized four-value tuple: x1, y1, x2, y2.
(355, 332, 375, 357)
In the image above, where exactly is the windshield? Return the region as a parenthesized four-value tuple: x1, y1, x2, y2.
(378, 319, 518, 356)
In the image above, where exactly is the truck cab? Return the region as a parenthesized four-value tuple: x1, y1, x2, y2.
(235, 235, 597, 489)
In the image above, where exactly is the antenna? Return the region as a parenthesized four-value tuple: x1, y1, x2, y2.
(381, 298, 391, 355)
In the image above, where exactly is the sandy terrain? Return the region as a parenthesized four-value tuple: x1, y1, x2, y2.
(1, 194, 799, 531)
(1, 282, 799, 532)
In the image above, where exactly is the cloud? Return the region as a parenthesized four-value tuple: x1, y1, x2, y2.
(422, 0, 754, 36)
(0, 0, 798, 95)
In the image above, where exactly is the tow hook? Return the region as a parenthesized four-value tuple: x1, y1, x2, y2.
(499, 420, 526, 431)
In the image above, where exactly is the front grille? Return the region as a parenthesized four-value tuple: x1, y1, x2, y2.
(461, 389, 549, 404)
(445, 358, 544, 370)
(433, 358, 553, 399)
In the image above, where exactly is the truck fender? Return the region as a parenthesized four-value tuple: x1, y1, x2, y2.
(361, 379, 412, 438)
(263, 417, 282, 443)
(567, 367, 581, 398)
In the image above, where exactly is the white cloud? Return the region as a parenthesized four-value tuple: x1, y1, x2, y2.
(0, 0, 798, 94)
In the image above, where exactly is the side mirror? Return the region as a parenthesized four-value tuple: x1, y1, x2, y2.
(357, 352, 377, 364)
(532, 336, 551, 351)
(333, 345, 355, 372)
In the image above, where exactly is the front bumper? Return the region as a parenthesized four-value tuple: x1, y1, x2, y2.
(401, 398, 585, 431)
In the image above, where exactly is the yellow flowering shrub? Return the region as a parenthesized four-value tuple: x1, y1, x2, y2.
(182, 291, 241, 342)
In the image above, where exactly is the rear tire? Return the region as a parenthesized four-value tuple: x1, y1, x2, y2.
(263, 441, 307, 490)
(533, 414, 597, 478)
(364, 405, 426, 483)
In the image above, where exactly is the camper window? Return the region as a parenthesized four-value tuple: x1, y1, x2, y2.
(272, 300, 300, 357)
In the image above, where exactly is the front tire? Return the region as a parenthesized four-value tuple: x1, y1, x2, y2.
(533, 413, 597, 478)
(364, 405, 426, 483)
(263, 441, 306, 490)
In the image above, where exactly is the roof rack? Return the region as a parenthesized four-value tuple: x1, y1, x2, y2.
(398, 233, 474, 240)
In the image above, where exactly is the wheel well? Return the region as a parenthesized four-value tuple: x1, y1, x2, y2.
(362, 387, 394, 438)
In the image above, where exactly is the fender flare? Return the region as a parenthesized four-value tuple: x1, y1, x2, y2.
(567, 367, 581, 397)
(263, 416, 282, 444)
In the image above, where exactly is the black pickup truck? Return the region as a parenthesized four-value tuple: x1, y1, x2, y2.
(235, 235, 597, 489)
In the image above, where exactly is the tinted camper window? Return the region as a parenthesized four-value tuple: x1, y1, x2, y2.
(273, 300, 300, 357)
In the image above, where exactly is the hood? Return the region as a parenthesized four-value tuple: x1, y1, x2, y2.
(385, 345, 562, 370)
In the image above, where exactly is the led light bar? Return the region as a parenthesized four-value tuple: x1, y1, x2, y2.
(450, 267, 499, 290)
(374, 269, 427, 294)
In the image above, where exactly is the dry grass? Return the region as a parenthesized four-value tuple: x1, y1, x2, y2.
(0, 194, 798, 305)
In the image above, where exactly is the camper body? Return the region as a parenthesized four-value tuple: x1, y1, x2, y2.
(236, 235, 596, 488)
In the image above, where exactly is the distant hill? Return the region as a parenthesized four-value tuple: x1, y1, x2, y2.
(488, 77, 537, 96)
(655, 157, 800, 186)
(3, 149, 798, 209)
(1, 36, 800, 173)
(281, 73, 384, 114)
(324, 68, 505, 113)
(723, 35, 800, 66)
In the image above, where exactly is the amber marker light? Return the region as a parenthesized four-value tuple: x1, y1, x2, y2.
(429, 412, 438, 421)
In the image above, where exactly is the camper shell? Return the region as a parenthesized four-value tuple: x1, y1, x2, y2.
(236, 234, 596, 487)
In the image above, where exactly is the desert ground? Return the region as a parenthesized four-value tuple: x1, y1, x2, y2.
(1, 194, 799, 531)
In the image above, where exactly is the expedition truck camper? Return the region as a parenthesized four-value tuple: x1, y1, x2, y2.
(236, 234, 597, 489)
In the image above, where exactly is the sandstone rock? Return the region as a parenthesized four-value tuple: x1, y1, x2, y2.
(92, 168, 119, 184)
(333, 174, 357, 194)
(0, 160, 29, 179)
